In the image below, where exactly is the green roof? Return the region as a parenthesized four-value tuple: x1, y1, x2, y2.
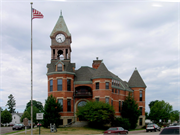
(50, 15, 71, 38)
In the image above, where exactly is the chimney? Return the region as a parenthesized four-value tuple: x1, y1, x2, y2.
(92, 57, 102, 69)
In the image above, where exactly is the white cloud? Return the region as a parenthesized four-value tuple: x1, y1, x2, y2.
(1, 1, 179, 113)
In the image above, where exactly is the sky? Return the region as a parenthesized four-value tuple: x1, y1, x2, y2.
(0, 0, 179, 114)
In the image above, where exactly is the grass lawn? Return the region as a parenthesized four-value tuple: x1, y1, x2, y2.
(16, 127, 105, 135)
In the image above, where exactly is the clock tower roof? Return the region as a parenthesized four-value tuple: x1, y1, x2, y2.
(50, 13, 71, 38)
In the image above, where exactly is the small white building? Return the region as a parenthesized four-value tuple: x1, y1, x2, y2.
(9, 113, 23, 125)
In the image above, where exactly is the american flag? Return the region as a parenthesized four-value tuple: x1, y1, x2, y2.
(32, 8, 43, 19)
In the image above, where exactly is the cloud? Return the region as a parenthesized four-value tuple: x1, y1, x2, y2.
(1, 1, 179, 113)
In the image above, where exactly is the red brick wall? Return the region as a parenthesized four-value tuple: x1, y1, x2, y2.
(47, 74, 146, 118)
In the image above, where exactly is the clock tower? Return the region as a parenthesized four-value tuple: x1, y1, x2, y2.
(50, 12, 72, 61)
(47, 13, 75, 126)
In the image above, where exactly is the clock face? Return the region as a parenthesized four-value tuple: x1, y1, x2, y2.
(55, 34, 66, 43)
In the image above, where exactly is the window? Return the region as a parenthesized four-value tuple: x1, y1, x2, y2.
(57, 63, 62, 71)
(111, 100, 113, 106)
(139, 90, 142, 101)
(67, 99, 71, 112)
(122, 101, 124, 111)
(105, 97, 109, 104)
(77, 101, 87, 107)
(140, 107, 142, 115)
(106, 82, 109, 89)
(95, 98, 99, 102)
(50, 80, 53, 91)
(118, 90, 120, 94)
(139, 118, 142, 126)
(57, 79, 62, 91)
(58, 99, 63, 112)
(67, 79, 71, 91)
(119, 101, 121, 112)
(96, 82, 99, 89)
(115, 89, 117, 93)
(112, 89, 114, 93)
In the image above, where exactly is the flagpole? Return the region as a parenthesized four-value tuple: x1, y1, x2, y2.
(30, 2, 33, 135)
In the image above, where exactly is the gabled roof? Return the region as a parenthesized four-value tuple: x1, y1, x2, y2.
(128, 68, 147, 88)
(11, 113, 23, 117)
(91, 63, 113, 79)
(75, 66, 95, 82)
(50, 14, 71, 38)
(47, 60, 74, 73)
(55, 60, 64, 65)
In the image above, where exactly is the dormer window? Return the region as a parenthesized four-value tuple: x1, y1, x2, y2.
(57, 63, 62, 71)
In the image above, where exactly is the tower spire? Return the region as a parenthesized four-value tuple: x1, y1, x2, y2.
(60, 10, 62, 17)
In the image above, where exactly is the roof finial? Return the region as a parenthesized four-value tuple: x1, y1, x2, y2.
(135, 67, 137, 71)
(96, 57, 98, 60)
(60, 10, 62, 17)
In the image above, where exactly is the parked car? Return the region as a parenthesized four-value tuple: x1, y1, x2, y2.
(9, 123, 14, 127)
(146, 123, 161, 132)
(159, 126, 179, 134)
(12, 124, 25, 130)
(104, 127, 128, 134)
(168, 123, 180, 127)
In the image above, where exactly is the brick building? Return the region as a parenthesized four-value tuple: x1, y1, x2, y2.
(46, 13, 147, 127)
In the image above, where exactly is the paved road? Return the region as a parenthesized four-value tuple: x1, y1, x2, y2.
(0, 127, 14, 134)
(129, 129, 160, 134)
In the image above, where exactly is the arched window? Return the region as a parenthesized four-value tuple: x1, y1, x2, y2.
(57, 63, 62, 71)
(77, 101, 87, 107)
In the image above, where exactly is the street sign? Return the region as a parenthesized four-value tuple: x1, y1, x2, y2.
(36, 113, 44, 120)
(23, 118, 29, 127)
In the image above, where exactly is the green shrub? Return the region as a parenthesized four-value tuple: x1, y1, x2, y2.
(76, 101, 115, 129)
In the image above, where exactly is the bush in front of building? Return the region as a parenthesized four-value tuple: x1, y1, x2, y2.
(42, 95, 62, 128)
(76, 101, 115, 128)
(112, 117, 131, 130)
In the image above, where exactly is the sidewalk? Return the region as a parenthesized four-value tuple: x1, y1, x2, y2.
(129, 129, 146, 134)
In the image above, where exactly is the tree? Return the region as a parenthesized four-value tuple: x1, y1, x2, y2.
(0, 107, 3, 112)
(20, 111, 31, 123)
(149, 100, 159, 109)
(1, 109, 12, 123)
(76, 101, 115, 128)
(170, 110, 179, 122)
(26, 106, 40, 124)
(149, 100, 172, 123)
(6, 94, 16, 113)
(25, 100, 43, 112)
(121, 93, 141, 129)
(43, 95, 62, 128)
